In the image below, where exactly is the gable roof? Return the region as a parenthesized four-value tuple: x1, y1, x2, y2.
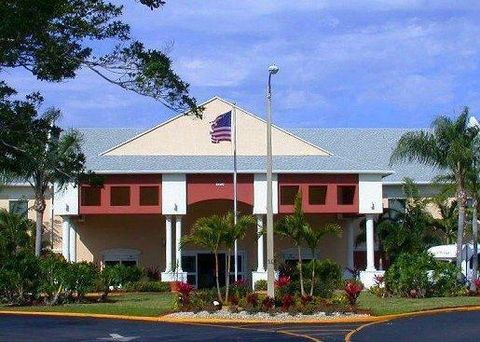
(102, 97, 331, 157)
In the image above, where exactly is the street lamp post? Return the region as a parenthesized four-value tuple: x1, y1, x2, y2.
(266, 64, 279, 298)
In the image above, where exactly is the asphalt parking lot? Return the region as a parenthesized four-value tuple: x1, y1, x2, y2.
(1, 311, 480, 341)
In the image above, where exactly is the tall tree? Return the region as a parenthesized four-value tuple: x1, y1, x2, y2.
(0, 0, 200, 115)
(0, 87, 88, 256)
(390, 108, 478, 271)
(275, 193, 309, 297)
(303, 223, 341, 296)
(182, 215, 225, 302)
(221, 212, 255, 303)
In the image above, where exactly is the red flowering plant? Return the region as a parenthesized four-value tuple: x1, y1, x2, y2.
(473, 279, 480, 294)
(170, 281, 181, 292)
(344, 280, 363, 306)
(281, 294, 295, 311)
(300, 295, 313, 306)
(232, 278, 249, 298)
(177, 282, 194, 306)
(262, 296, 275, 312)
(275, 275, 291, 297)
(246, 292, 259, 307)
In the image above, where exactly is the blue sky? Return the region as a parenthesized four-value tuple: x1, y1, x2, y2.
(4, 1, 480, 129)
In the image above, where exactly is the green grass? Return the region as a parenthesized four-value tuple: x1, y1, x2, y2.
(2, 291, 480, 318)
(358, 292, 480, 316)
(0, 293, 176, 317)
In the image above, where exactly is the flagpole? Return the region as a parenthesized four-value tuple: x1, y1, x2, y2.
(232, 103, 238, 282)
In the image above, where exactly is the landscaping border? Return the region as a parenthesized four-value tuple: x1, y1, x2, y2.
(2, 304, 480, 325)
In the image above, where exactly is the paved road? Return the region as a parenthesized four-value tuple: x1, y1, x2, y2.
(351, 311, 480, 342)
(1, 311, 480, 341)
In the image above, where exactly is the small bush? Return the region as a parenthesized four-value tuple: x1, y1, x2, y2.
(64, 262, 97, 301)
(231, 279, 249, 298)
(177, 282, 194, 306)
(246, 292, 259, 307)
(262, 296, 275, 311)
(344, 280, 363, 306)
(124, 281, 170, 292)
(146, 266, 160, 281)
(255, 279, 267, 291)
(309, 259, 343, 298)
(385, 252, 460, 298)
(281, 294, 295, 311)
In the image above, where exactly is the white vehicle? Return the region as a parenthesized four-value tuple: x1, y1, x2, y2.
(428, 244, 480, 281)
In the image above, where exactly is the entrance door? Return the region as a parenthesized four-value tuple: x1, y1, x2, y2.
(197, 253, 226, 289)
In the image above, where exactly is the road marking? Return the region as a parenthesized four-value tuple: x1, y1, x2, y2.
(97, 333, 140, 341)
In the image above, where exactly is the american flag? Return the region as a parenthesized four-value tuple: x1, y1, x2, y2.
(210, 111, 232, 143)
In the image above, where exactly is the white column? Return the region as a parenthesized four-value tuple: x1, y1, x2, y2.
(365, 214, 376, 271)
(346, 219, 355, 270)
(164, 215, 173, 272)
(68, 219, 76, 262)
(175, 215, 183, 272)
(256, 215, 265, 272)
(62, 218, 70, 261)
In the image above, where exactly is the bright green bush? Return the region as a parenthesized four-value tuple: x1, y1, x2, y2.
(385, 252, 460, 298)
(64, 262, 98, 301)
(124, 281, 170, 292)
(255, 279, 267, 291)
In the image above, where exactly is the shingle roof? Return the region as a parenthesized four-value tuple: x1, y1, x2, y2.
(78, 127, 440, 183)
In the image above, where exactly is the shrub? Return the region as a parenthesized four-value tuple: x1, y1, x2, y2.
(146, 266, 160, 281)
(124, 281, 170, 292)
(64, 262, 98, 301)
(97, 264, 129, 301)
(262, 296, 275, 311)
(255, 279, 267, 291)
(311, 259, 343, 298)
(300, 295, 313, 306)
(275, 275, 291, 288)
(281, 294, 295, 311)
(188, 288, 218, 312)
(177, 282, 194, 306)
(246, 292, 259, 307)
(344, 280, 363, 306)
(385, 252, 460, 298)
(231, 278, 249, 298)
(473, 279, 480, 294)
(39, 253, 69, 305)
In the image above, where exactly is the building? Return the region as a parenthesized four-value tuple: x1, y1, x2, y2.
(0, 97, 441, 288)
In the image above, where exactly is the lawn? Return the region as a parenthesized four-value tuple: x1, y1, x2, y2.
(2, 292, 480, 318)
(358, 292, 480, 316)
(0, 293, 176, 317)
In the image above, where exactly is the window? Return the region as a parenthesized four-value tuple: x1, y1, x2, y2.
(140, 186, 159, 206)
(182, 255, 197, 286)
(308, 185, 327, 205)
(280, 185, 299, 205)
(81, 186, 101, 206)
(9, 200, 28, 218)
(337, 186, 356, 205)
(102, 249, 140, 267)
(110, 186, 130, 206)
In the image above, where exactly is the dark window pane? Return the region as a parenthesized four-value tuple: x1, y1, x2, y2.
(121, 260, 137, 267)
(187, 274, 196, 285)
(140, 186, 159, 206)
(81, 187, 101, 206)
(229, 255, 242, 272)
(182, 256, 196, 273)
(309, 186, 327, 205)
(9, 200, 28, 218)
(105, 260, 120, 266)
(337, 186, 356, 205)
(280, 186, 299, 205)
(110, 186, 130, 206)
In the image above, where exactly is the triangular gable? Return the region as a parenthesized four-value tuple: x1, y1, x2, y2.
(103, 97, 331, 157)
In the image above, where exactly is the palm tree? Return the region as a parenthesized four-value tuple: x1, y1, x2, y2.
(431, 198, 458, 244)
(0, 107, 87, 256)
(182, 215, 225, 302)
(222, 212, 256, 303)
(275, 192, 309, 296)
(303, 223, 341, 296)
(0, 209, 35, 262)
(390, 108, 478, 270)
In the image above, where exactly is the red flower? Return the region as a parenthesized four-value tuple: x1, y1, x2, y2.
(246, 293, 258, 306)
(275, 276, 291, 288)
(344, 281, 363, 306)
(300, 295, 313, 305)
(262, 296, 275, 311)
(281, 294, 295, 311)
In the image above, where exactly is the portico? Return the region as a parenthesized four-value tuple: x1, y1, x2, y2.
(53, 97, 391, 288)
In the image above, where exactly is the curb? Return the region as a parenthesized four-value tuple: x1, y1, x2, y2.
(2, 304, 480, 325)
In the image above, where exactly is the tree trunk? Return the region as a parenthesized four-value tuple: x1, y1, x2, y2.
(214, 252, 223, 303)
(471, 200, 478, 291)
(297, 246, 305, 297)
(310, 249, 316, 296)
(225, 248, 231, 303)
(455, 186, 466, 277)
(35, 208, 44, 256)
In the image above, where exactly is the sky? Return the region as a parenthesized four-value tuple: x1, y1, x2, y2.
(3, 1, 480, 129)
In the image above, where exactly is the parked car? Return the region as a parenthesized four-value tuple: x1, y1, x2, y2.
(428, 244, 480, 281)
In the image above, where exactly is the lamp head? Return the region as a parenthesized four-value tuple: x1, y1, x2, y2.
(268, 64, 279, 75)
